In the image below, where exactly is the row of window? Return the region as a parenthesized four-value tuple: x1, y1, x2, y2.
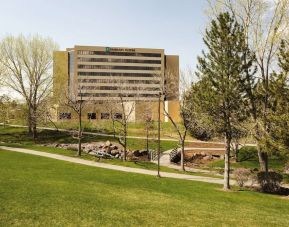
(78, 72, 161, 77)
(79, 86, 160, 91)
(78, 93, 160, 97)
(78, 65, 161, 71)
(78, 57, 161, 64)
(78, 79, 160, 84)
(59, 112, 122, 120)
(78, 50, 161, 57)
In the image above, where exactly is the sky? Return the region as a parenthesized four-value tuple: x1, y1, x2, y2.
(0, 0, 208, 75)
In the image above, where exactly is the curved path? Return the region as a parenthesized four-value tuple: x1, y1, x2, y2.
(0, 146, 227, 185)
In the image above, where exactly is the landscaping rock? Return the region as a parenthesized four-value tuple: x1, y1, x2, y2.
(133, 150, 141, 157)
(203, 155, 212, 161)
(105, 140, 112, 147)
(139, 150, 148, 156)
(111, 150, 119, 155)
(111, 145, 118, 150)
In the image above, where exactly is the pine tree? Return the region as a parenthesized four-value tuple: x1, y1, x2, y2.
(263, 40, 289, 155)
(194, 12, 255, 190)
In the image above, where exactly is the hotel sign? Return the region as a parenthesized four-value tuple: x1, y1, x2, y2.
(105, 47, 135, 52)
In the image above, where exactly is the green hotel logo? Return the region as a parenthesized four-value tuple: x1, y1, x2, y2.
(105, 47, 110, 52)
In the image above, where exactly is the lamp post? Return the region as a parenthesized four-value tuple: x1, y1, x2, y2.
(157, 92, 162, 177)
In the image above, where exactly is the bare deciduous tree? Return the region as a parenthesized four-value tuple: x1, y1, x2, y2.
(0, 35, 58, 138)
(156, 69, 189, 172)
(63, 86, 89, 156)
(104, 77, 137, 161)
(142, 104, 155, 159)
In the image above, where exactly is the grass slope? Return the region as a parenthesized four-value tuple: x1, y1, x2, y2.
(0, 127, 221, 179)
(0, 126, 178, 152)
(1, 150, 289, 226)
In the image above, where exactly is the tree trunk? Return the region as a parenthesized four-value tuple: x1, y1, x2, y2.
(77, 105, 82, 157)
(27, 109, 32, 135)
(31, 107, 37, 139)
(78, 135, 81, 156)
(255, 124, 269, 173)
(180, 139, 185, 171)
(146, 125, 150, 160)
(32, 123, 37, 139)
(224, 135, 231, 190)
(123, 123, 127, 161)
(234, 143, 239, 162)
(258, 149, 268, 172)
(157, 94, 161, 177)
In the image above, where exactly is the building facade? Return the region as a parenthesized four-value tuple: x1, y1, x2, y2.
(53, 45, 180, 122)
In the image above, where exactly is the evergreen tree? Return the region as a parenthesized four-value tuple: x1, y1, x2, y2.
(194, 12, 255, 190)
(263, 40, 289, 155)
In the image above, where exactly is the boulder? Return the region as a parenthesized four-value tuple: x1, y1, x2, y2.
(203, 155, 212, 161)
(105, 140, 112, 147)
(110, 145, 118, 150)
(132, 150, 141, 157)
(106, 146, 112, 154)
(111, 150, 119, 155)
(67, 144, 78, 151)
(139, 150, 148, 156)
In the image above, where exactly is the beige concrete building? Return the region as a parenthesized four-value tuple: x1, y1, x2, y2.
(53, 45, 180, 122)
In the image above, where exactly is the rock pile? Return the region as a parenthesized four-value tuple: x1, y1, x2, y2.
(170, 148, 222, 164)
(44, 141, 150, 160)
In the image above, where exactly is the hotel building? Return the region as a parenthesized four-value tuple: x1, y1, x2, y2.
(53, 45, 180, 122)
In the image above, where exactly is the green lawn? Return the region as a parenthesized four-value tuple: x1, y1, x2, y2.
(1, 150, 289, 226)
(0, 126, 221, 179)
(207, 146, 288, 172)
(0, 126, 178, 152)
(9, 119, 186, 138)
(209, 158, 287, 171)
(0, 143, 222, 179)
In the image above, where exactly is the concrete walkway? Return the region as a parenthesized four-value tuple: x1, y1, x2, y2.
(0, 146, 226, 185)
(153, 149, 222, 176)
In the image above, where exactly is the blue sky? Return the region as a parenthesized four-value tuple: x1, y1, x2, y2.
(0, 0, 208, 73)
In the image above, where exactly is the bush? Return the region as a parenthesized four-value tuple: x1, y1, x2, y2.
(238, 146, 258, 162)
(233, 168, 251, 187)
(170, 149, 181, 163)
(188, 125, 214, 141)
(257, 171, 283, 193)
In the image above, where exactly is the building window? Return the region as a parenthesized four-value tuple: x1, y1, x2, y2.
(114, 113, 122, 119)
(87, 112, 96, 120)
(59, 112, 71, 120)
(101, 113, 110, 119)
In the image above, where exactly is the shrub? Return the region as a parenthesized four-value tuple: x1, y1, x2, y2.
(233, 168, 251, 187)
(170, 149, 181, 163)
(257, 171, 283, 193)
(238, 146, 258, 162)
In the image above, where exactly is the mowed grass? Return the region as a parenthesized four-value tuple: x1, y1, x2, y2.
(0, 126, 178, 152)
(1, 150, 289, 226)
(208, 146, 288, 172)
(0, 127, 221, 179)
